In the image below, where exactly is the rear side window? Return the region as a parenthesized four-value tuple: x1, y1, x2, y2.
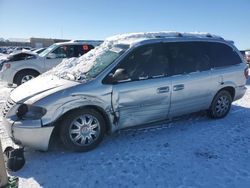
(164, 42, 211, 75)
(208, 43, 241, 68)
(75, 44, 94, 57)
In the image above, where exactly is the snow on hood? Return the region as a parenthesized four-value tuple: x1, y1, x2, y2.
(10, 75, 78, 103)
(45, 31, 221, 81)
(9, 49, 38, 57)
(0, 53, 8, 62)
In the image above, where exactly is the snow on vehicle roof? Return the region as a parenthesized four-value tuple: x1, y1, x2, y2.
(55, 40, 103, 46)
(105, 31, 223, 45)
(45, 31, 223, 80)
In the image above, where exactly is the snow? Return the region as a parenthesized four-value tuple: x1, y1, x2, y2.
(0, 53, 8, 61)
(0, 77, 250, 187)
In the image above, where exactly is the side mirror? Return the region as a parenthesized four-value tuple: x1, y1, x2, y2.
(113, 68, 129, 82)
(46, 53, 56, 59)
(104, 68, 129, 84)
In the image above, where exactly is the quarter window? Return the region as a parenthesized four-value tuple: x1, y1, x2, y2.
(208, 43, 241, 68)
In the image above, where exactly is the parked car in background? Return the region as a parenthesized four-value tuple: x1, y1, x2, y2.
(11, 46, 32, 54)
(245, 50, 250, 64)
(0, 50, 38, 71)
(0, 50, 38, 62)
(0, 47, 8, 54)
(240, 50, 250, 65)
(2, 32, 248, 152)
(0, 40, 102, 85)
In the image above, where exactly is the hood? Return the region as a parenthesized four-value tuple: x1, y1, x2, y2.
(10, 75, 80, 103)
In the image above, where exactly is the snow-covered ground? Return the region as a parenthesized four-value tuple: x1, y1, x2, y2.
(0, 78, 250, 188)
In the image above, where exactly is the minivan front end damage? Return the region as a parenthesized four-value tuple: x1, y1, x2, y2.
(3, 117, 53, 151)
(2, 97, 54, 151)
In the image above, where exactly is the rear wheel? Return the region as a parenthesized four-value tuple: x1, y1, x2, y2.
(14, 70, 39, 85)
(208, 90, 232, 119)
(60, 108, 105, 152)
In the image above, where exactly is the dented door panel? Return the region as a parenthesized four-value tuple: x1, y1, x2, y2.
(111, 78, 171, 128)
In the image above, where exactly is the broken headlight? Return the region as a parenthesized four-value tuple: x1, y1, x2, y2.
(16, 104, 46, 119)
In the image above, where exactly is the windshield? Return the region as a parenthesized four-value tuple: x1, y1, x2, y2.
(46, 43, 129, 81)
(39, 44, 58, 57)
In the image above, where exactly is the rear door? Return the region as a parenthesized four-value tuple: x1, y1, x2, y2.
(167, 42, 213, 117)
(110, 43, 172, 128)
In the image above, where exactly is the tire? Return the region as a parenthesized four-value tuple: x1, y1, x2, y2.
(60, 108, 106, 152)
(14, 70, 39, 86)
(208, 90, 232, 119)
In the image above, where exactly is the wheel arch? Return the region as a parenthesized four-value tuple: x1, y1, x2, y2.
(216, 86, 235, 100)
(13, 68, 40, 83)
(51, 105, 112, 139)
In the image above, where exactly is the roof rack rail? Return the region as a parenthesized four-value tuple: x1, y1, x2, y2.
(206, 33, 213, 38)
(71, 40, 103, 43)
(177, 32, 183, 37)
(154, 32, 183, 39)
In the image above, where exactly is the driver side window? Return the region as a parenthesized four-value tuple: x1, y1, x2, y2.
(52, 45, 75, 58)
(114, 43, 169, 82)
(52, 46, 67, 58)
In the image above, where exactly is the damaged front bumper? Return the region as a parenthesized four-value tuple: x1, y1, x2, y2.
(2, 117, 54, 151)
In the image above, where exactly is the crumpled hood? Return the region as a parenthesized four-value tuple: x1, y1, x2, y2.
(10, 75, 80, 103)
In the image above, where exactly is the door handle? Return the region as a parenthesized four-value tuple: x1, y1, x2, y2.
(157, 86, 169, 93)
(173, 84, 184, 91)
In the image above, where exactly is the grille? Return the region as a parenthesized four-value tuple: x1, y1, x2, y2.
(2, 98, 15, 117)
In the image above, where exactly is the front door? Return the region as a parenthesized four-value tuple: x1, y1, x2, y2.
(112, 78, 171, 128)
(110, 43, 172, 128)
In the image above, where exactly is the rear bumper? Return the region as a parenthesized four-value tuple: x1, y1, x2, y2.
(2, 117, 54, 151)
(234, 85, 247, 101)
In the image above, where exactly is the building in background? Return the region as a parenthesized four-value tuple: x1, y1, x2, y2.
(0, 37, 70, 48)
(30, 38, 70, 48)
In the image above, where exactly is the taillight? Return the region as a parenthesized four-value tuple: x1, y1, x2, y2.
(244, 68, 249, 79)
(246, 55, 250, 62)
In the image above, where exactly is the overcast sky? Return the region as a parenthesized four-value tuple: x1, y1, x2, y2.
(0, 0, 249, 49)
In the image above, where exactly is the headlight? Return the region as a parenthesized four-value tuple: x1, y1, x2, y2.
(0, 60, 10, 71)
(16, 104, 46, 119)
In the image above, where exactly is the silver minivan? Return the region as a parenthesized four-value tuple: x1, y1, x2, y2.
(2, 32, 248, 152)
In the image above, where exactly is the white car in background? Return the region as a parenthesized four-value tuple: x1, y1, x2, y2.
(0, 40, 102, 86)
(11, 46, 32, 54)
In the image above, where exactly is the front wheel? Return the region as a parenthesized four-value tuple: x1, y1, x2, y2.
(208, 90, 232, 119)
(14, 70, 39, 85)
(60, 109, 106, 152)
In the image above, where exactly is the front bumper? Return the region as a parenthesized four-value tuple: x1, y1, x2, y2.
(2, 117, 54, 151)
